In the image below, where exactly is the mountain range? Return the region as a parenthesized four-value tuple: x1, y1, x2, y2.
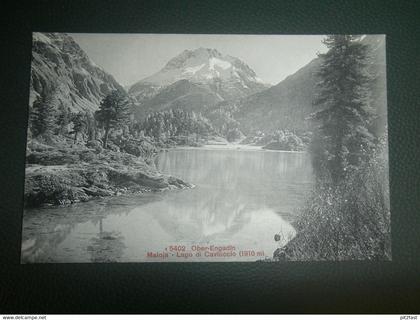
(29, 33, 386, 137)
(129, 36, 386, 135)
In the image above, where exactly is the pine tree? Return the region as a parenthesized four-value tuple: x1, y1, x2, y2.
(56, 104, 71, 135)
(95, 90, 131, 148)
(30, 93, 57, 137)
(70, 112, 87, 144)
(312, 35, 376, 184)
(84, 112, 97, 141)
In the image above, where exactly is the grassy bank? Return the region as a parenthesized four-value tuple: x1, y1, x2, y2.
(274, 144, 391, 261)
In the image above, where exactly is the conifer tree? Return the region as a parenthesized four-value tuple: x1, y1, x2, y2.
(56, 104, 71, 135)
(84, 112, 97, 141)
(30, 92, 57, 137)
(70, 112, 87, 144)
(95, 90, 131, 148)
(312, 35, 375, 184)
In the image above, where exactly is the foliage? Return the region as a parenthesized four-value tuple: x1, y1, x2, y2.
(95, 90, 132, 148)
(84, 112, 97, 141)
(205, 103, 242, 141)
(30, 93, 57, 137)
(70, 112, 87, 143)
(242, 130, 307, 151)
(226, 127, 244, 142)
(56, 104, 72, 135)
(262, 130, 305, 151)
(110, 134, 157, 159)
(311, 35, 376, 184)
(277, 139, 390, 260)
(276, 35, 390, 261)
(24, 168, 89, 206)
(142, 109, 215, 143)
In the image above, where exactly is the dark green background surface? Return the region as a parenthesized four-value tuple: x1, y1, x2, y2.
(1, 0, 419, 313)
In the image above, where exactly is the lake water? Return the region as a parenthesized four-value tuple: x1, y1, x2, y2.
(21, 148, 314, 263)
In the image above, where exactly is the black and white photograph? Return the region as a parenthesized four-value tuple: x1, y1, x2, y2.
(21, 33, 390, 263)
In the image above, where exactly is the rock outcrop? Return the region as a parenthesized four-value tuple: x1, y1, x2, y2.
(30, 32, 125, 113)
(25, 142, 192, 207)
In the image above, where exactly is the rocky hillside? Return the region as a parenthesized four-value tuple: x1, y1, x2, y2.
(129, 48, 269, 119)
(234, 58, 322, 134)
(30, 32, 124, 113)
(232, 35, 387, 135)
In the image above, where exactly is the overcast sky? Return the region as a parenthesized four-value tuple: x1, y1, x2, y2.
(70, 33, 327, 87)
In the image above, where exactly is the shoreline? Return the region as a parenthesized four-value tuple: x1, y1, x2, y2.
(164, 144, 307, 153)
(24, 143, 193, 208)
(24, 142, 305, 209)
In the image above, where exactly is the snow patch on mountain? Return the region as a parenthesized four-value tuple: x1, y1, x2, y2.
(129, 48, 269, 102)
(183, 63, 206, 75)
(209, 57, 232, 70)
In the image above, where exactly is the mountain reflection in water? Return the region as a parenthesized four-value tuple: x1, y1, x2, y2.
(21, 148, 313, 263)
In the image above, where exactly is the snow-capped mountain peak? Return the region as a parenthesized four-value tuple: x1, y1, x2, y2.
(148, 47, 261, 85)
(129, 48, 269, 102)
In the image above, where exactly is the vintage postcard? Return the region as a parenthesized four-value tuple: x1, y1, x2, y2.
(21, 33, 389, 262)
